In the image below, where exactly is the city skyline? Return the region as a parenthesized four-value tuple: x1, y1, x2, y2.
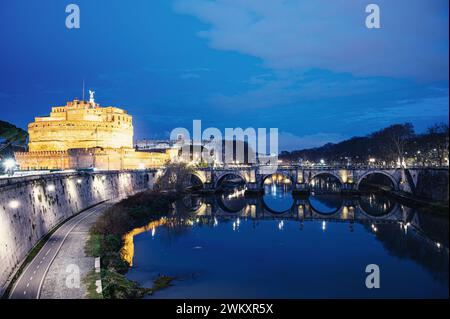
(0, 0, 448, 152)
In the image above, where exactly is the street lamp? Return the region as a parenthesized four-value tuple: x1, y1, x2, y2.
(9, 200, 20, 209)
(3, 158, 16, 170)
(3, 158, 16, 176)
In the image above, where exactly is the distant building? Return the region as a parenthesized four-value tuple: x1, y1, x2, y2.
(135, 139, 175, 151)
(15, 95, 170, 170)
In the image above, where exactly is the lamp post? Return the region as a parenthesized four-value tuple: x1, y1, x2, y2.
(3, 158, 16, 176)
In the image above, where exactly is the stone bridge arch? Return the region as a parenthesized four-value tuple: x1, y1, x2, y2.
(356, 170, 398, 191)
(260, 171, 295, 187)
(191, 170, 208, 185)
(308, 171, 344, 186)
(214, 170, 250, 189)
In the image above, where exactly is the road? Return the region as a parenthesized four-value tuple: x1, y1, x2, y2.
(9, 202, 109, 299)
(0, 170, 77, 179)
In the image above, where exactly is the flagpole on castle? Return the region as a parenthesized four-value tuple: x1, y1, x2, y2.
(82, 80, 85, 101)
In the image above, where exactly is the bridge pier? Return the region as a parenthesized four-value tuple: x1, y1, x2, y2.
(245, 182, 264, 195)
(201, 182, 215, 194)
(292, 183, 310, 197)
(340, 182, 360, 196)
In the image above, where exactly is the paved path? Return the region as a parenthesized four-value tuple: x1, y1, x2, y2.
(9, 202, 110, 299)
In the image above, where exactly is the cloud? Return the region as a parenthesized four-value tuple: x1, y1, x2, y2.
(175, 0, 449, 81)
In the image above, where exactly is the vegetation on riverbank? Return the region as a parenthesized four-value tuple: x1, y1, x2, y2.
(85, 190, 179, 299)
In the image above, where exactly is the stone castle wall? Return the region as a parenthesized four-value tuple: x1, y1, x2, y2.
(28, 101, 134, 152)
(0, 170, 157, 296)
(15, 148, 170, 170)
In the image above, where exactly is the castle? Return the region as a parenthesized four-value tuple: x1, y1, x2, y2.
(15, 94, 171, 170)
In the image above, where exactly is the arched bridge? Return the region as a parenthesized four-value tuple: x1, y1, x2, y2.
(190, 166, 422, 194)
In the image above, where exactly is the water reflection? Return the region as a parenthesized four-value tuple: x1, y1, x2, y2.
(218, 189, 247, 213)
(359, 193, 397, 216)
(263, 184, 294, 213)
(308, 193, 343, 215)
(123, 187, 449, 298)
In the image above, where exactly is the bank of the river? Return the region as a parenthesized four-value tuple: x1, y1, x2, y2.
(84, 190, 181, 299)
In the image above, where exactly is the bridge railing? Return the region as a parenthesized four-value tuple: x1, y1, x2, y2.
(195, 164, 449, 171)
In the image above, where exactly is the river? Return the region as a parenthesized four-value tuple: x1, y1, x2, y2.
(124, 183, 449, 298)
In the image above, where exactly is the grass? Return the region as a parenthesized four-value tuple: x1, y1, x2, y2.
(152, 275, 176, 292)
(83, 270, 104, 299)
(84, 270, 176, 299)
(84, 190, 181, 299)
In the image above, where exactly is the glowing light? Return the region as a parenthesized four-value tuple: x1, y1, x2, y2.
(322, 221, 326, 231)
(151, 227, 156, 237)
(213, 217, 218, 227)
(227, 189, 245, 199)
(369, 158, 376, 163)
(101, 176, 106, 181)
(77, 179, 82, 184)
(3, 158, 16, 169)
(320, 159, 325, 165)
(9, 200, 20, 209)
(436, 242, 441, 248)
(278, 220, 284, 230)
(46, 184, 55, 192)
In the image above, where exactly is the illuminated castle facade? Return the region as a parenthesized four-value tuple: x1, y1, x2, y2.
(15, 95, 170, 170)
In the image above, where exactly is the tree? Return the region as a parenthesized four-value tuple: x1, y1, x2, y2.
(372, 123, 414, 166)
(426, 123, 449, 166)
(0, 120, 28, 151)
(155, 162, 196, 192)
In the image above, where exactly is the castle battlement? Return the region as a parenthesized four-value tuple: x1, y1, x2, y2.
(27, 98, 133, 152)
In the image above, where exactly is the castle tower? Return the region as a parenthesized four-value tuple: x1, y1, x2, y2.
(15, 97, 169, 170)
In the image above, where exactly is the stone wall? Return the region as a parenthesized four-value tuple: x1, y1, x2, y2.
(0, 170, 157, 296)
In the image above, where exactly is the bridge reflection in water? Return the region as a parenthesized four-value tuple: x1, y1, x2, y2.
(122, 184, 448, 287)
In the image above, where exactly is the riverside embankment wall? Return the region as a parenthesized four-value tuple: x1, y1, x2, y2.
(0, 170, 157, 296)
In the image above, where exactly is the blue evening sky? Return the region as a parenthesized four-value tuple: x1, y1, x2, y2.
(0, 0, 448, 151)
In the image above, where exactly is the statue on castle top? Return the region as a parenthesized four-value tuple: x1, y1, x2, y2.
(89, 90, 95, 106)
